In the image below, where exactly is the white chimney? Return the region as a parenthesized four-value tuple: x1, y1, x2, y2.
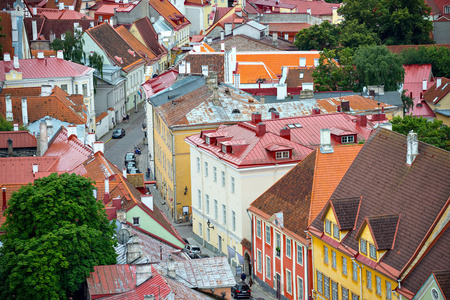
(320, 128, 333, 153)
(57, 50, 64, 59)
(5, 95, 13, 122)
(379, 122, 392, 131)
(186, 62, 191, 73)
(93, 141, 104, 154)
(105, 178, 109, 194)
(67, 125, 78, 138)
(13, 55, 19, 69)
(220, 30, 225, 40)
(141, 194, 153, 211)
(40, 121, 48, 156)
(436, 78, 442, 89)
(59, 2, 64, 10)
(13, 124, 19, 131)
(167, 256, 176, 279)
(3, 53, 11, 61)
(40, 85, 53, 96)
(32, 164, 39, 174)
(22, 97, 28, 126)
(33, 7, 37, 15)
(87, 132, 95, 148)
(37, 51, 44, 59)
(221, 42, 225, 52)
(68, 5, 74, 10)
(201, 65, 208, 76)
(122, 168, 127, 178)
(32, 20, 37, 40)
(307, 8, 311, 14)
(234, 73, 240, 89)
(406, 130, 419, 165)
(193, 44, 201, 52)
(422, 78, 427, 91)
(179, 61, 186, 74)
(90, 21, 94, 28)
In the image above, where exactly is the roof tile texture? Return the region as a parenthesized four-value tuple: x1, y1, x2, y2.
(178, 53, 224, 82)
(424, 77, 450, 105)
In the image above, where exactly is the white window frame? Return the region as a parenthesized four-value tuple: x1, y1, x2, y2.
(265, 224, 271, 244)
(386, 281, 392, 300)
(332, 250, 337, 269)
(324, 275, 330, 299)
(342, 256, 347, 276)
(360, 239, 367, 255)
(333, 223, 340, 239)
(325, 219, 331, 234)
(196, 157, 200, 172)
(286, 237, 291, 258)
(342, 287, 349, 300)
(204, 162, 208, 177)
(232, 210, 236, 231)
(286, 269, 292, 294)
(214, 199, 218, 220)
(369, 243, 377, 260)
(297, 244, 303, 265)
(324, 245, 329, 264)
(231, 176, 235, 193)
(222, 204, 226, 225)
(197, 189, 202, 209)
(257, 250, 262, 272)
(276, 151, 289, 159)
(206, 194, 210, 215)
(213, 166, 217, 182)
(376, 275, 381, 295)
(352, 261, 358, 282)
(342, 135, 355, 144)
(317, 271, 323, 294)
(256, 219, 261, 238)
(133, 217, 140, 226)
(298, 276, 303, 300)
(221, 171, 225, 186)
(366, 270, 372, 290)
(332, 280, 338, 300)
(266, 256, 271, 279)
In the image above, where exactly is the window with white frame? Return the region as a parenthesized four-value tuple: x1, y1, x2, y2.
(324, 245, 329, 264)
(214, 199, 218, 220)
(369, 243, 377, 260)
(297, 244, 303, 265)
(341, 135, 355, 143)
(366, 270, 372, 290)
(314, 58, 319, 67)
(352, 293, 359, 300)
(205, 136, 211, 144)
(376, 276, 381, 295)
(222, 204, 226, 225)
(221, 171, 225, 186)
(325, 219, 331, 234)
(196, 157, 200, 172)
(199, 222, 203, 236)
(266, 256, 271, 279)
(257, 250, 262, 272)
(332, 250, 337, 269)
(213, 166, 217, 182)
(332, 280, 338, 300)
(82, 83, 88, 96)
(266, 225, 271, 244)
(133, 217, 140, 226)
(231, 176, 235, 193)
(197, 189, 201, 209)
(232, 211, 236, 231)
(286, 237, 291, 258)
(206, 194, 210, 215)
(352, 261, 358, 282)
(204, 162, 208, 177)
(221, 144, 226, 153)
(276, 151, 289, 159)
(286, 269, 292, 294)
(445, 6, 450, 13)
(257, 219, 261, 238)
(298, 277, 303, 300)
(386, 281, 392, 300)
(276, 232, 281, 252)
(342, 256, 347, 276)
(317, 271, 323, 294)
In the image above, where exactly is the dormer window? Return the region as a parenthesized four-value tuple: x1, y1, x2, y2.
(276, 151, 289, 159)
(333, 223, 340, 240)
(369, 244, 377, 260)
(206, 136, 211, 144)
(360, 239, 367, 255)
(341, 135, 355, 144)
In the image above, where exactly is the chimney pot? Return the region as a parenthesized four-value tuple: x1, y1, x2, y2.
(4, 52, 11, 61)
(320, 128, 333, 153)
(251, 112, 262, 124)
(221, 42, 225, 52)
(312, 108, 321, 115)
(406, 130, 419, 165)
(256, 122, 266, 137)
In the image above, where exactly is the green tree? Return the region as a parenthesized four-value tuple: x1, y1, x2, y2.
(353, 46, 405, 91)
(401, 89, 414, 116)
(338, 20, 380, 49)
(339, 0, 434, 45)
(88, 52, 104, 94)
(400, 46, 450, 78)
(294, 22, 340, 51)
(312, 48, 359, 91)
(0, 117, 14, 131)
(0, 173, 117, 299)
(391, 115, 450, 151)
(51, 30, 85, 64)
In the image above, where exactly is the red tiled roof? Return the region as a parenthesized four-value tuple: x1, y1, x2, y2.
(116, 25, 157, 65)
(424, 77, 450, 105)
(0, 156, 58, 184)
(268, 22, 311, 32)
(386, 44, 450, 54)
(36, 8, 92, 19)
(0, 131, 37, 149)
(403, 64, 436, 118)
(131, 17, 167, 59)
(191, 35, 204, 43)
(270, 0, 341, 16)
(142, 69, 179, 98)
(148, 0, 190, 30)
(252, 0, 296, 10)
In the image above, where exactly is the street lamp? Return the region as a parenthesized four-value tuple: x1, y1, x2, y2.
(207, 219, 214, 229)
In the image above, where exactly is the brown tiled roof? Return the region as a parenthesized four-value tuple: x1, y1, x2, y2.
(24, 18, 98, 42)
(209, 34, 290, 52)
(285, 68, 315, 88)
(326, 197, 361, 231)
(0, 12, 14, 56)
(30, 49, 57, 58)
(241, 238, 252, 252)
(127, 173, 144, 189)
(148, 0, 190, 30)
(177, 53, 224, 82)
(0, 86, 42, 97)
(86, 22, 144, 73)
(434, 270, 450, 300)
(132, 17, 167, 59)
(424, 77, 450, 105)
(95, 112, 108, 123)
(310, 128, 450, 273)
(115, 25, 156, 65)
(365, 214, 400, 250)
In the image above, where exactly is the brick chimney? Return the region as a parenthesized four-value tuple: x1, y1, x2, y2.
(280, 127, 290, 140)
(7, 139, 13, 157)
(256, 122, 266, 137)
(2, 188, 6, 211)
(356, 114, 367, 127)
(406, 130, 419, 165)
(320, 129, 333, 153)
(251, 112, 262, 124)
(312, 108, 321, 115)
(39, 120, 48, 156)
(104, 178, 110, 204)
(112, 197, 121, 210)
(271, 111, 280, 119)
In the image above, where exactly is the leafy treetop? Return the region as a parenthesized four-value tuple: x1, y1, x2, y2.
(50, 30, 85, 64)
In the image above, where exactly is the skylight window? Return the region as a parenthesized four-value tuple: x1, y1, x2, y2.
(433, 97, 439, 103)
(442, 83, 449, 91)
(287, 124, 295, 129)
(287, 124, 302, 129)
(294, 123, 302, 128)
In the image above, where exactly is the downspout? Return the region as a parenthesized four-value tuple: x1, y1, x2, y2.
(172, 129, 176, 222)
(304, 231, 311, 300)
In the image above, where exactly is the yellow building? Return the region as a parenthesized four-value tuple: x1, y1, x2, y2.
(424, 77, 450, 126)
(308, 128, 450, 299)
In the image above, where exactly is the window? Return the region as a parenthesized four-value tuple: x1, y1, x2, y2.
(221, 171, 225, 186)
(205, 136, 211, 144)
(276, 151, 289, 159)
(276, 232, 281, 250)
(75, 84, 79, 95)
(360, 239, 367, 255)
(324, 276, 330, 299)
(286, 237, 291, 258)
(298, 277, 303, 300)
(324, 246, 329, 264)
(231, 176, 235, 193)
(369, 243, 377, 260)
(352, 293, 359, 300)
(266, 256, 271, 279)
(342, 287, 349, 300)
(332, 250, 336, 269)
(266, 225, 271, 244)
(199, 222, 203, 236)
(366, 270, 372, 290)
(197, 189, 201, 209)
(214, 199, 218, 220)
(342, 256, 348, 276)
(232, 210, 236, 231)
(445, 6, 450, 13)
(257, 250, 262, 272)
(314, 58, 319, 67)
(222, 204, 226, 225)
(196, 157, 200, 172)
(204, 162, 208, 177)
(341, 135, 355, 143)
(352, 261, 358, 282)
(317, 271, 323, 294)
(206, 194, 210, 214)
(133, 217, 140, 225)
(60, 84, 68, 92)
(325, 220, 331, 234)
(213, 166, 217, 182)
(386, 281, 392, 300)
(82, 83, 88, 96)
(286, 270, 292, 294)
(333, 224, 340, 239)
(332, 281, 338, 300)
(297, 244, 303, 265)
(257, 219, 261, 238)
(221, 144, 226, 153)
(376, 276, 381, 295)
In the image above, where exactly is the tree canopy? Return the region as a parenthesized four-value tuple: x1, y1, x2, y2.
(0, 117, 14, 131)
(400, 46, 450, 78)
(391, 116, 450, 151)
(294, 22, 340, 51)
(353, 46, 405, 91)
(0, 173, 117, 299)
(51, 30, 85, 64)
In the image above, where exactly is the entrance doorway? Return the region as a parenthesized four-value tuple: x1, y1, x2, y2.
(276, 273, 281, 299)
(244, 252, 252, 275)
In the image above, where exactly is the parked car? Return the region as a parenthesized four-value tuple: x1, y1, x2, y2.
(182, 244, 201, 256)
(124, 152, 136, 165)
(231, 281, 251, 299)
(112, 128, 125, 139)
(126, 161, 137, 173)
(190, 253, 210, 259)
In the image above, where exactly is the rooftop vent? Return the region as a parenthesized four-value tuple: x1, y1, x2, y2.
(232, 109, 240, 114)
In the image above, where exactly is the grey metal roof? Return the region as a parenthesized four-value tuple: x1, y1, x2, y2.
(149, 75, 206, 107)
(435, 109, 450, 117)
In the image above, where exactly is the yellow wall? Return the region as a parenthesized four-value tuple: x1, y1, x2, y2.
(428, 94, 450, 126)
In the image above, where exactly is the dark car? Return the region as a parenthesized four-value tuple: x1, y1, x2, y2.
(124, 152, 136, 165)
(126, 161, 137, 173)
(231, 281, 251, 299)
(190, 253, 210, 259)
(112, 128, 125, 138)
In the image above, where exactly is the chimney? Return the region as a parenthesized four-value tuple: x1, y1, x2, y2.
(5, 95, 13, 122)
(40, 121, 48, 156)
(256, 122, 266, 137)
(40, 85, 53, 96)
(193, 44, 201, 52)
(272, 32, 278, 46)
(67, 125, 78, 138)
(422, 78, 427, 91)
(186, 62, 191, 73)
(234, 74, 240, 89)
(167, 255, 176, 279)
(307, 8, 311, 14)
(320, 129, 333, 153)
(127, 235, 141, 263)
(406, 130, 419, 165)
(93, 141, 105, 154)
(33, 7, 37, 15)
(280, 127, 290, 140)
(90, 21, 94, 28)
(221, 42, 225, 52)
(379, 122, 392, 131)
(32, 20, 37, 40)
(220, 30, 225, 40)
(271, 111, 280, 119)
(201, 65, 208, 76)
(104, 178, 110, 204)
(312, 108, 321, 115)
(341, 100, 350, 112)
(87, 132, 95, 148)
(436, 78, 442, 89)
(117, 209, 126, 223)
(141, 195, 154, 211)
(13, 124, 19, 131)
(7, 139, 13, 157)
(2, 188, 6, 212)
(59, 2, 64, 10)
(112, 197, 121, 210)
(356, 114, 367, 127)
(37, 51, 44, 59)
(212, 86, 219, 103)
(57, 50, 64, 59)
(4, 53, 11, 61)
(179, 61, 186, 74)
(32, 164, 39, 174)
(13, 55, 19, 69)
(251, 112, 262, 124)
(224, 23, 232, 36)
(22, 97, 28, 125)
(260, 95, 265, 104)
(122, 168, 127, 178)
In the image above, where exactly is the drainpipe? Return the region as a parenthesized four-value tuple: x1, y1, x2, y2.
(304, 231, 311, 300)
(351, 258, 363, 300)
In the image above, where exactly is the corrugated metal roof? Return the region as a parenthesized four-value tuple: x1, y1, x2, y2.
(87, 264, 138, 297)
(142, 70, 179, 98)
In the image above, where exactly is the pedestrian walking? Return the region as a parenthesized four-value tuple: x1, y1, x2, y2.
(240, 272, 246, 282)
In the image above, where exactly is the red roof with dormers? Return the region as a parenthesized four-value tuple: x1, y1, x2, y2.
(424, 77, 450, 105)
(186, 112, 376, 169)
(403, 64, 436, 118)
(35, 8, 93, 19)
(141, 69, 179, 98)
(148, 0, 190, 31)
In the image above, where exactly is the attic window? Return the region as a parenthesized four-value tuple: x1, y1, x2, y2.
(433, 96, 439, 103)
(275, 151, 289, 159)
(232, 109, 240, 114)
(268, 107, 277, 113)
(341, 135, 354, 144)
(287, 123, 302, 129)
(299, 72, 304, 79)
(222, 144, 227, 153)
(360, 239, 367, 255)
(369, 244, 377, 260)
(442, 83, 449, 91)
(225, 88, 230, 95)
(133, 217, 140, 226)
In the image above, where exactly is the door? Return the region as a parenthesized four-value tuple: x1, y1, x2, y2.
(218, 235, 222, 254)
(276, 273, 281, 299)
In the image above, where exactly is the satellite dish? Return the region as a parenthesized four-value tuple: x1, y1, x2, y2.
(117, 229, 130, 245)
